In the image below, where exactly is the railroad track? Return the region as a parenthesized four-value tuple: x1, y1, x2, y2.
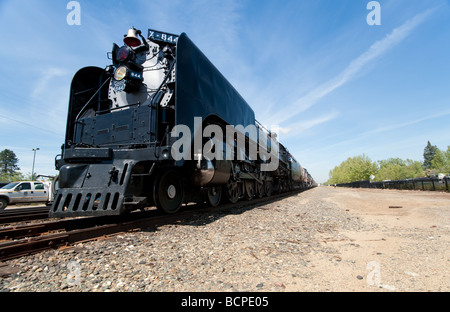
(0, 206, 50, 224)
(0, 189, 306, 261)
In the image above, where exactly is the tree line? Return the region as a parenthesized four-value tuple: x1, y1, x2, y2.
(0, 149, 35, 182)
(326, 141, 450, 185)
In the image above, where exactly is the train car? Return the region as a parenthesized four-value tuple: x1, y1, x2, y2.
(50, 28, 315, 218)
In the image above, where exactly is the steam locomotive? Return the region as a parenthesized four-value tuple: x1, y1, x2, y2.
(50, 28, 315, 218)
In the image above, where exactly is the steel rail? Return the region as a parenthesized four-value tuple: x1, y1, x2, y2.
(0, 207, 50, 224)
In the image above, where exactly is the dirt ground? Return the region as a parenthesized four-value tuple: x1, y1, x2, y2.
(303, 187, 449, 291)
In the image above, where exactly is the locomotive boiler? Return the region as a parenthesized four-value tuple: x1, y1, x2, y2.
(50, 28, 315, 218)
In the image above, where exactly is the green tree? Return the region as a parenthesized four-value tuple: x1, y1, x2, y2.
(445, 146, 450, 174)
(431, 149, 446, 170)
(423, 141, 438, 169)
(404, 159, 425, 178)
(0, 149, 21, 181)
(376, 158, 423, 181)
(327, 154, 378, 184)
(428, 146, 450, 176)
(377, 158, 406, 181)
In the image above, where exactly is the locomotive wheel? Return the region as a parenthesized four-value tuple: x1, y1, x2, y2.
(255, 181, 264, 198)
(264, 181, 273, 197)
(225, 179, 240, 204)
(244, 180, 255, 200)
(153, 170, 184, 214)
(207, 186, 222, 207)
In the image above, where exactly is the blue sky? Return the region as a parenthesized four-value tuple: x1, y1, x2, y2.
(0, 0, 449, 183)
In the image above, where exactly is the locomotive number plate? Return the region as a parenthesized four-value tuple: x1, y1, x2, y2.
(147, 29, 179, 44)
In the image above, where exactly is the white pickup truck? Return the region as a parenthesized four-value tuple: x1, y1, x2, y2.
(0, 181, 52, 210)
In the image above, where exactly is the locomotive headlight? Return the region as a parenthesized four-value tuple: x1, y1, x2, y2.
(114, 66, 127, 81)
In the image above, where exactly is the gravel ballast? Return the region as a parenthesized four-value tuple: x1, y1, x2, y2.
(1, 187, 448, 292)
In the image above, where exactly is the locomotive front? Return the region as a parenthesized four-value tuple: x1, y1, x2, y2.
(51, 28, 182, 217)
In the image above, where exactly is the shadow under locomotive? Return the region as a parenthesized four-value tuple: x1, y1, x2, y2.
(140, 188, 313, 232)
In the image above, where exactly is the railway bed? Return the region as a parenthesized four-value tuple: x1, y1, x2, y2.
(2, 187, 448, 292)
(0, 189, 305, 261)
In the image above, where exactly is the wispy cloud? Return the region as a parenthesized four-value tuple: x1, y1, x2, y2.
(365, 109, 450, 136)
(31, 67, 67, 99)
(279, 111, 339, 137)
(316, 109, 450, 154)
(270, 8, 436, 126)
(0, 112, 64, 138)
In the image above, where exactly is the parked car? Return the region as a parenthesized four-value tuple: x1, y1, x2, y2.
(0, 181, 51, 210)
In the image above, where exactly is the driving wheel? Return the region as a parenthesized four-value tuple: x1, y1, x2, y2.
(207, 186, 222, 207)
(264, 181, 273, 197)
(153, 170, 184, 214)
(244, 180, 255, 200)
(225, 179, 240, 204)
(255, 181, 264, 198)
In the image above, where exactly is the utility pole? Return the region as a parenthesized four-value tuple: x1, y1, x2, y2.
(31, 148, 40, 181)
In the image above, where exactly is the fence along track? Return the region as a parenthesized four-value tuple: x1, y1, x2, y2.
(334, 177, 449, 192)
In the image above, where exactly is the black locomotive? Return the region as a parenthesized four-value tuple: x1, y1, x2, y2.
(50, 28, 315, 217)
